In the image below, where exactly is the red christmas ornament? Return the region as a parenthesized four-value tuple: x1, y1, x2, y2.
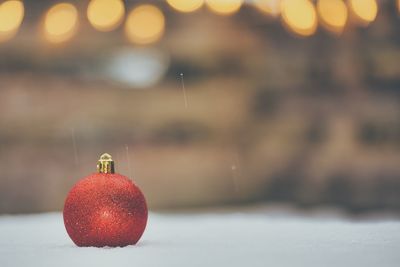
(63, 153, 148, 247)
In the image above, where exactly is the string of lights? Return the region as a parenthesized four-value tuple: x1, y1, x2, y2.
(0, 0, 395, 45)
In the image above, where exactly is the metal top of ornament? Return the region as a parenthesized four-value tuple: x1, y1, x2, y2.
(97, 153, 115, 174)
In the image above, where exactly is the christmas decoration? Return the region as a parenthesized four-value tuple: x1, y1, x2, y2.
(63, 153, 147, 247)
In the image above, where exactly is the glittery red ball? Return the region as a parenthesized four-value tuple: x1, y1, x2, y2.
(63, 173, 148, 247)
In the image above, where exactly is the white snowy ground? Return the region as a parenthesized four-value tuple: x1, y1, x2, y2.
(0, 206, 399, 267)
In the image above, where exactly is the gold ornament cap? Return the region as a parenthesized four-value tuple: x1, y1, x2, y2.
(97, 153, 115, 174)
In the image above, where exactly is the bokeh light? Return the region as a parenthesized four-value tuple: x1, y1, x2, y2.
(348, 0, 378, 26)
(253, 0, 281, 17)
(125, 5, 165, 45)
(206, 0, 243, 16)
(317, 0, 347, 34)
(43, 3, 78, 44)
(281, 0, 317, 37)
(0, 0, 24, 43)
(87, 0, 125, 32)
(398, 0, 400, 13)
(107, 48, 169, 88)
(167, 0, 204, 13)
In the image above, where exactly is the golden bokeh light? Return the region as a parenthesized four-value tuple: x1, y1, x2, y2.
(125, 5, 165, 45)
(348, 0, 378, 26)
(87, 0, 125, 32)
(43, 3, 78, 44)
(253, 0, 281, 17)
(0, 0, 24, 43)
(206, 0, 243, 16)
(317, 0, 347, 34)
(281, 0, 317, 37)
(167, 0, 204, 13)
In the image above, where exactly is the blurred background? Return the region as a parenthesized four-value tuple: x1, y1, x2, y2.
(0, 0, 399, 214)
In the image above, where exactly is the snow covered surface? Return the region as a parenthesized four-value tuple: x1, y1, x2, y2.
(1, 206, 400, 267)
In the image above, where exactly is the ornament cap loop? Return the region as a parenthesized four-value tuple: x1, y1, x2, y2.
(97, 153, 115, 174)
